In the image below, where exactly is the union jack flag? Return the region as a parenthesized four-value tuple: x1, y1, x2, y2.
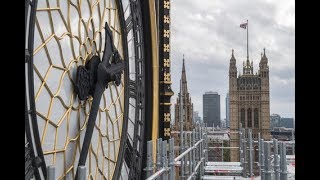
(240, 22, 247, 29)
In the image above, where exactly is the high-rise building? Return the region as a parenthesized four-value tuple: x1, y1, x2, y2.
(226, 93, 230, 128)
(171, 56, 194, 156)
(203, 91, 221, 128)
(193, 111, 201, 123)
(229, 49, 271, 165)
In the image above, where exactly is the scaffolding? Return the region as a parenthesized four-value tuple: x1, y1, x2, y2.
(144, 125, 295, 180)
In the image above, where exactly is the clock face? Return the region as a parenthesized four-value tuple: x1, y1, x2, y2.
(25, 0, 146, 179)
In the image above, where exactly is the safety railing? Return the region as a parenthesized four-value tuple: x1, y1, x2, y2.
(238, 126, 293, 180)
(144, 123, 208, 180)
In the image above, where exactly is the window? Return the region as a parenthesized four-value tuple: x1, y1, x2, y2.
(241, 109, 245, 128)
(254, 108, 259, 128)
(247, 108, 252, 128)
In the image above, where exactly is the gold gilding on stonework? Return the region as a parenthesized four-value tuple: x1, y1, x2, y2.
(164, 29, 170, 38)
(164, 15, 170, 23)
(164, 1, 170, 9)
(164, 128, 171, 136)
(164, 59, 170, 67)
(164, 113, 170, 122)
(164, 72, 171, 82)
(164, 44, 170, 52)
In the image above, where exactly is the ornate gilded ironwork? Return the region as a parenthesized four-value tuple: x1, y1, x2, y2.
(159, 0, 173, 141)
(31, 0, 125, 179)
(27, 0, 154, 179)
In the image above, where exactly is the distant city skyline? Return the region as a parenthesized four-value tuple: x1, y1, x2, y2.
(170, 0, 295, 119)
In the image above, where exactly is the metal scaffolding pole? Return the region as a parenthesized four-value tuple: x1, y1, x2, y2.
(291, 130, 295, 155)
(248, 129, 253, 177)
(260, 139, 265, 180)
(188, 133, 192, 178)
(161, 140, 168, 180)
(195, 124, 199, 162)
(157, 138, 163, 171)
(242, 128, 246, 177)
(47, 166, 55, 180)
(204, 123, 208, 163)
(258, 133, 261, 173)
(77, 166, 86, 180)
(264, 142, 271, 180)
(184, 132, 188, 178)
(168, 138, 175, 180)
(239, 123, 242, 167)
(273, 139, 280, 180)
(145, 141, 154, 178)
(192, 130, 196, 179)
(199, 123, 204, 178)
(280, 142, 287, 180)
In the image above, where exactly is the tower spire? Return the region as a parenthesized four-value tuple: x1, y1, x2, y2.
(181, 55, 188, 94)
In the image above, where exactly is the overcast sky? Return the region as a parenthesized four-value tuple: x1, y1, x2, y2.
(170, 0, 295, 120)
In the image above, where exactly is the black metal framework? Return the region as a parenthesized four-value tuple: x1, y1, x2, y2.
(25, 0, 151, 179)
(117, 0, 146, 179)
(25, 0, 46, 179)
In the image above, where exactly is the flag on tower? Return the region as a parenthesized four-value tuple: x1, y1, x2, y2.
(240, 22, 247, 29)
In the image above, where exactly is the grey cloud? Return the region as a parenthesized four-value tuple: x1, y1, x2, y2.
(170, 0, 295, 119)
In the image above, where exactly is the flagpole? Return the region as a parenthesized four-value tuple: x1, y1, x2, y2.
(247, 19, 249, 60)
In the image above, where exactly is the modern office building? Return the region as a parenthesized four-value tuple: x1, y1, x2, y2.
(203, 91, 221, 128)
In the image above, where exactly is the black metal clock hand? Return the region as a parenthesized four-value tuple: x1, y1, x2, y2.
(75, 21, 125, 179)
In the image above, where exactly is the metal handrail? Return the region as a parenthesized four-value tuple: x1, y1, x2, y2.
(175, 139, 203, 162)
(146, 168, 167, 180)
(146, 138, 205, 180)
(186, 157, 204, 180)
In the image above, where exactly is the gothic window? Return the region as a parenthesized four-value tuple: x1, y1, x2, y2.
(254, 108, 259, 128)
(247, 108, 252, 128)
(241, 109, 245, 128)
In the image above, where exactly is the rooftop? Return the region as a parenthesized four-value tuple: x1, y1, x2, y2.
(205, 91, 218, 94)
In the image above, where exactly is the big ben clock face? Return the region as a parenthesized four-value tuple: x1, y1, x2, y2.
(25, 0, 146, 179)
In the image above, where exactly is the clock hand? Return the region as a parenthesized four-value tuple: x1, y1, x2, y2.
(75, 21, 125, 179)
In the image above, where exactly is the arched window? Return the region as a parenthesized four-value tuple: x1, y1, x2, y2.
(241, 109, 245, 128)
(247, 108, 252, 128)
(254, 108, 259, 128)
